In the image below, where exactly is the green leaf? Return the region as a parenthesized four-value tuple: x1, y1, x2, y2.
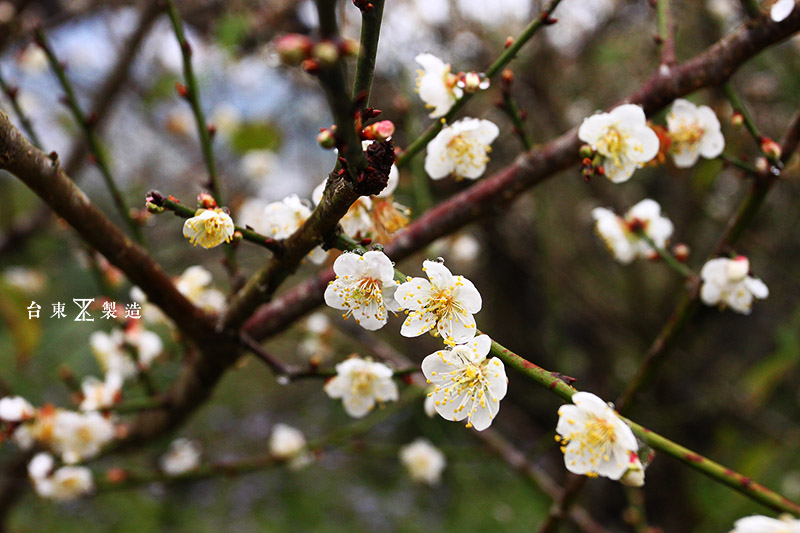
(230, 121, 283, 154)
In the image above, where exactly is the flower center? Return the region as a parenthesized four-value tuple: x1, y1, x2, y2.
(446, 135, 488, 173)
(671, 121, 705, 148)
(597, 125, 629, 167)
(371, 199, 410, 242)
(584, 416, 616, 451)
(352, 277, 382, 303)
(351, 370, 375, 396)
(427, 287, 463, 321)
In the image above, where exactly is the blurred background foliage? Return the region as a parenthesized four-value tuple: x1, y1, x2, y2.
(1, 0, 800, 530)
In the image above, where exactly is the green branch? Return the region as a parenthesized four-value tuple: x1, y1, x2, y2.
(352, 0, 386, 106)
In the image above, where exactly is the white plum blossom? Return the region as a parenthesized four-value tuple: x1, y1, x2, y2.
(425, 118, 499, 180)
(579, 104, 660, 183)
(240, 149, 278, 182)
(421, 335, 507, 431)
(592, 199, 674, 264)
(0, 396, 35, 421)
(175, 265, 227, 313)
(324, 251, 400, 330)
(399, 438, 446, 485)
(240, 194, 326, 264)
(771, 0, 795, 21)
(89, 325, 163, 380)
(160, 438, 202, 475)
(415, 53, 462, 118)
(700, 256, 769, 314)
(182, 208, 235, 249)
(395, 260, 482, 345)
(2, 266, 46, 293)
(268, 423, 312, 469)
(28, 453, 94, 502)
(324, 357, 398, 418)
(556, 392, 640, 482)
(731, 515, 800, 533)
(79, 373, 123, 412)
(666, 99, 725, 168)
(50, 410, 116, 464)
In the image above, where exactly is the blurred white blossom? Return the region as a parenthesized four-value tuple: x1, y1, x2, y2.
(399, 438, 446, 485)
(700, 256, 768, 314)
(324, 357, 398, 418)
(592, 199, 674, 264)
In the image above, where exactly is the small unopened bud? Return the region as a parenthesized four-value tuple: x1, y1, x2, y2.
(579, 144, 595, 159)
(145, 201, 163, 214)
(274, 34, 312, 66)
(301, 58, 320, 74)
(175, 83, 188, 99)
(317, 128, 337, 149)
(731, 111, 744, 128)
(312, 40, 340, 67)
(755, 157, 769, 173)
(501, 68, 514, 86)
(727, 255, 750, 281)
(457, 72, 488, 93)
(760, 136, 782, 162)
(232, 230, 243, 244)
(106, 467, 128, 484)
(620, 453, 645, 487)
(504, 36, 514, 48)
(197, 192, 217, 209)
(340, 39, 360, 57)
(362, 120, 395, 141)
(672, 243, 690, 263)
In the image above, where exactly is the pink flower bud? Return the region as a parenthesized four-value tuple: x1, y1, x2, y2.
(197, 191, 217, 209)
(274, 34, 312, 66)
(760, 137, 782, 161)
(312, 41, 340, 67)
(317, 128, 337, 149)
(362, 120, 395, 142)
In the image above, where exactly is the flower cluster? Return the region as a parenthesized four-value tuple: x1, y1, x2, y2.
(3, 403, 116, 464)
(28, 452, 93, 502)
(89, 322, 163, 380)
(700, 256, 769, 314)
(592, 199, 674, 264)
(555, 392, 644, 485)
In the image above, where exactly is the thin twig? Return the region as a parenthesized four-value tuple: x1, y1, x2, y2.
(0, 70, 43, 149)
(655, 0, 676, 67)
(395, 0, 564, 168)
(33, 27, 144, 244)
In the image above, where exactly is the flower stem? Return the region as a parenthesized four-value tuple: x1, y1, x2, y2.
(162, 0, 221, 204)
(153, 193, 285, 254)
(484, 335, 800, 515)
(718, 153, 760, 174)
(34, 28, 144, 245)
(635, 230, 696, 278)
(500, 91, 534, 151)
(395, 0, 563, 169)
(0, 70, 42, 149)
(656, 0, 676, 66)
(721, 82, 781, 165)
